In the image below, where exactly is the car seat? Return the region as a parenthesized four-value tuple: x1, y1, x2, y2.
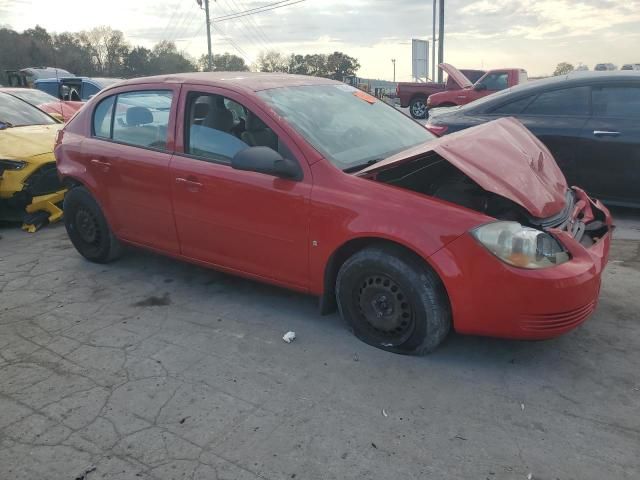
(241, 112, 278, 151)
(204, 96, 234, 132)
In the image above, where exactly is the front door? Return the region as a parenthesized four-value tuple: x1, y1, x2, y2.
(170, 88, 311, 290)
(513, 85, 592, 187)
(576, 84, 640, 203)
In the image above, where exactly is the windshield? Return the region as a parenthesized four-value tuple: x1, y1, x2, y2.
(7, 89, 58, 105)
(258, 84, 435, 170)
(0, 92, 57, 126)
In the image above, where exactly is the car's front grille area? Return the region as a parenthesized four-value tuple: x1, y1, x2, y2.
(24, 162, 63, 197)
(519, 300, 597, 333)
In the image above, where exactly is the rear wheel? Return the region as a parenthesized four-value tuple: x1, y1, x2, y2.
(336, 245, 451, 355)
(63, 186, 122, 263)
(409, 96, 428, 119)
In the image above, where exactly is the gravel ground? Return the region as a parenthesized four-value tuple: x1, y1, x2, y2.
(0, 210, 639, 480)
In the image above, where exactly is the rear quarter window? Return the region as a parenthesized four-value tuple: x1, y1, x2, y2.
(92, 90, 173, 151)
(93, 95, 115, 138)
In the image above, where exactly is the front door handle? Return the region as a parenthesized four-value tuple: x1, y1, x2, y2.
(593, 130, 620, 137)
(90, 158, 111, 172)
(175, 177, 204, 191)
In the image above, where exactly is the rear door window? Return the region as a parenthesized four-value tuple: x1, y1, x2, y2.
(522, 86, 590, 116)
(592, 86, 640, 118)
(111, 91, 173, 150)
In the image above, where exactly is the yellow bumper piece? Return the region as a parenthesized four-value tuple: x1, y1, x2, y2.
(21, 189, 67, 233)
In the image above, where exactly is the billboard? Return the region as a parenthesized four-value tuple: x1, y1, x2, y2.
(412, 39, 429, 81)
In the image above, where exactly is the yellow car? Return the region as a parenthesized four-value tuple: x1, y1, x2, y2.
(0, 91, 65, 232)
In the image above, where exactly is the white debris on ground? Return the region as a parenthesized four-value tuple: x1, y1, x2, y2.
(521, 403, 525, 411)
(282, 331, 296, 343)
(382, 408, 388, 417)
(527, 473, 533, 480)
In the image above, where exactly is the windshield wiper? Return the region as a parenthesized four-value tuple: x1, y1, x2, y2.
(343, 158, 381, 173)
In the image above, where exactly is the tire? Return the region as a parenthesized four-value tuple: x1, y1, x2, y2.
(63, 186, 123, 263)
(336, 245, 451, 355)
(409, 96, 429, 119)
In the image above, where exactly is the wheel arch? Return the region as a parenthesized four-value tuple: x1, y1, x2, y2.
(319, 236, 451, 315)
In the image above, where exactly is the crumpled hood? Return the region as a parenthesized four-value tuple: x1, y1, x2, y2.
(0, 124, 61, 161)
(359, 117, 568, 219)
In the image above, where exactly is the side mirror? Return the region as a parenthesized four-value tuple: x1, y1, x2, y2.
(474, 83, 487, 91)
(231, 146, 301, 180)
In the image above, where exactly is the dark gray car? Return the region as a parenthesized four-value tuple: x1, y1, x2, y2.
(426, 72, 640, 207)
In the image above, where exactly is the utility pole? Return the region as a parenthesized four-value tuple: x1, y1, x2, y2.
(437, 0, 444, 82)
(205, 0, 213, 71)
(391, 58, 396, 82)
(197, 0, 214, 71)
(432, 0, 436, 81)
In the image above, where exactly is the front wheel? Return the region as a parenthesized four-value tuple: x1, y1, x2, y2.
(336, 245, 451, 355)
(63, 186, 123, 263)
(409, 96, 429, 119)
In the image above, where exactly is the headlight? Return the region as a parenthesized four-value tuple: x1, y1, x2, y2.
(471, 221, 570, 269)
(0, 159, 27, 171)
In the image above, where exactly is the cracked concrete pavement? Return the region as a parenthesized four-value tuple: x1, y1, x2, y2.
(0, 211, 639, 480)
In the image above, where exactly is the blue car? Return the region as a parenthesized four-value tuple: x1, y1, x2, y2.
(35, 76, 122, 102)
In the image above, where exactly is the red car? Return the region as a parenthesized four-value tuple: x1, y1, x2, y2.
(55, 73, 612, 355)
(1, 87, 83, 122)
(427, 64, 528, 110)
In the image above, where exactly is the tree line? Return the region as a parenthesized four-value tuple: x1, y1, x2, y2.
(0, 25, 360, 84)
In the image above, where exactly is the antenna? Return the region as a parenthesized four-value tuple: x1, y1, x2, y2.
(51, 44, 64, 121)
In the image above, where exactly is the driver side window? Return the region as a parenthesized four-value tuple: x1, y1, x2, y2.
(482, 73, 509, 91)
(184, 93, 281, 163)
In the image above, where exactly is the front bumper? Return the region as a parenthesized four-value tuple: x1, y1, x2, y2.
(431, 193, 612, 340)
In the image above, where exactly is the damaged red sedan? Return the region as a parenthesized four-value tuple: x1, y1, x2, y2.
(55, 73, 612, 355)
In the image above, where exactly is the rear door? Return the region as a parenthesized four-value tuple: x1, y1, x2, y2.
(84, 86, 180, 253)
(169, 86, 312, 290)
(576, 83, 640, 203)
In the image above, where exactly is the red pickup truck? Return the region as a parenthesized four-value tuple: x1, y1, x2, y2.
(397, 68, 485, 119)
(427, 64, 528, 110)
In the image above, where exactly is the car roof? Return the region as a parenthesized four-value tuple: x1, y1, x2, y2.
(115, 72, 340, 92)
(462, 70, 640, 111)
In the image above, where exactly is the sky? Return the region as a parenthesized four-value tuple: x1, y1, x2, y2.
(1, 0, 639, 80)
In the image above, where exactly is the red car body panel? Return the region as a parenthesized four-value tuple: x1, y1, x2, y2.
(428, 64, 527, 108)
(56, 73, 611, 341)
(361, 117, 568, 218)
(38, 100, 83, 121)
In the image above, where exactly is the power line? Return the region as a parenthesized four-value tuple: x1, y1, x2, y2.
(218, 0, 271, 52)
(212, 0, 306, 22)
(229, 0, 276, 47)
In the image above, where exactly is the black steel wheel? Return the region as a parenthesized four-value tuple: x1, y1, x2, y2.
(63, 186, 122, 263)
(336, 245, 451, 355)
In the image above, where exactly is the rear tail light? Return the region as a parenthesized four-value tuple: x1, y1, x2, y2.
(426, 124, 448, 136)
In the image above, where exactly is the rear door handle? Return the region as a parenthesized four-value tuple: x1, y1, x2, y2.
(90, 158, 111, 172)
(175, 177, 204, 191)
(593, 130, 620, 137)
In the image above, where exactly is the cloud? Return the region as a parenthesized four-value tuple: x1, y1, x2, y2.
(1, 0, 639, 79)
